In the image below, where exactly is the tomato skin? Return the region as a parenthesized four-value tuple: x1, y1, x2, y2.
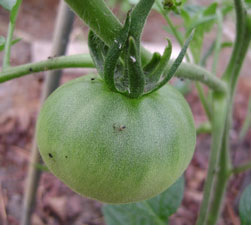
(36, 75, 196, 204)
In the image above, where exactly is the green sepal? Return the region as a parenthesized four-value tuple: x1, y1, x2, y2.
(143, 52, 162, 74)
(103, 12, 132, 92)
(148, 39, 172, 83)
(145, 31, 194, 95)
(127, 36, 145, 98)
(88, 30, 109, 78)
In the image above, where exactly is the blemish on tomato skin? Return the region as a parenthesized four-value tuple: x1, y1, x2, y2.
(48, 153, 53, 158)
(65, 156, 68, 159)
(113, 123, 127, 132)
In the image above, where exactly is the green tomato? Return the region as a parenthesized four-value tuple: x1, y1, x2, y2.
(36, 75, 196, 204)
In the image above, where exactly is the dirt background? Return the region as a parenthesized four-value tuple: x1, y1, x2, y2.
(0, 0, 251, 225)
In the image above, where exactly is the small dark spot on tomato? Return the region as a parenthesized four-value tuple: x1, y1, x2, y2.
(48, 153, 53, 158)
(91, 78, 95, 81)
(29, 68, 33, 72)
(65, 156, 68, 159)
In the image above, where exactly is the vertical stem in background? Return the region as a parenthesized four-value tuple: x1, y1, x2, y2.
(3, 23, 15, 69)
(197, 1, 251, 225)
(206, 130, 230, 225)
(195, 93, 228, 225)
(20, 2, 74, 225)
(212, 10, 223, 75)
(2, 0, 22, 70)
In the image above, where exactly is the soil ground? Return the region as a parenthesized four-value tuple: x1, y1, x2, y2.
(0, 1, 251, 225)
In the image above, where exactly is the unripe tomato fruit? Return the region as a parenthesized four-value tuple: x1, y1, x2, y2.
(36, 75, 196, 204)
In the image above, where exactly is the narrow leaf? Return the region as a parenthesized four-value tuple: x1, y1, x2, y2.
(104, 12, 131, 91)
(239, 184, 251, 225)
(103, 176, 184, 225)
(127, 36, 145, 98)
(147, 39, 172, 83)
(146, 31, 193, 95)
(143, 52, 161, 74)
(88, 30, 109, 77)
(165, 31, 194, 81)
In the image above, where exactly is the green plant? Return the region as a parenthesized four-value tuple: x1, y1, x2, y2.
(0, 0, 251, 224)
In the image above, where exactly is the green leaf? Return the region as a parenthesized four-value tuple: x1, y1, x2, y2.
(0, 0, 17, 11)
(0, 36, 21, 51)
(183, 2, 218, 63)
(147, 39, 172, 83)
(147, 30, 193, 95)
(239, 184, 251, 225)
(103, 176, 184, 225)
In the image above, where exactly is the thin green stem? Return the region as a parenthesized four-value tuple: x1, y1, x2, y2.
(195, 83, 212, 120)
(206, 127, 231, 225)
(0, 54, 94, 83)
(212, 10, 223, 75)
(3, 23, 15, 69)
(174, 62, 227, 93)
(239, 93, 251, 141)
(2, 0, 22, 70)
(230, 162, 251, 175)
(222, 0, 251, 97)
(196, 93, 228, 225)
(156, 1, 190, 62)
(196, 122, 212, 135)
(0, 54, 227, 94)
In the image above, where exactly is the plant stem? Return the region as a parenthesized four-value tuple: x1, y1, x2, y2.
(195, 82, 212, 120)
(2, 0, 22, 70)
(230, 162, 251, 175)
(206, 129, 231, 225)
(239, 93, 251, 141)
(222, 0, 251, 97)
(195, 93, 228, 225)
(3, 23, 15, 69)
(174, 62, 227, 93)
(20, 2, 74, 225)
(0, 55, 227, 93)
(212, 10, 223, 75)
(0, 54, 93, 82)
(155, 1, 191, 62)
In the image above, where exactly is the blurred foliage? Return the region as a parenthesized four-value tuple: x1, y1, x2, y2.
(239, 184, 251, 225)
(103, 176, 184, 225)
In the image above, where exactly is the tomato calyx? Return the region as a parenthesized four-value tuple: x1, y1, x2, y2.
(88, 0, 193, 98)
